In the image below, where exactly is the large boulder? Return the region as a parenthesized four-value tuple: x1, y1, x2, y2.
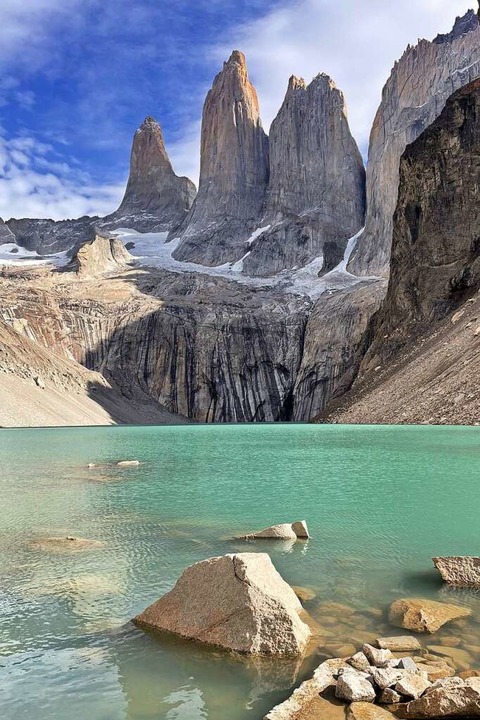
(433, 556, 480, 588)
(134, 553, 311, 655)
(396, 676, 480, 718)
(389, 598, 471, 633)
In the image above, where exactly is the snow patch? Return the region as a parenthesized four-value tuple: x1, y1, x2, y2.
(0, 243, 70, 267)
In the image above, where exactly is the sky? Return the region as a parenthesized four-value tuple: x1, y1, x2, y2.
(0, 0, 474, 221)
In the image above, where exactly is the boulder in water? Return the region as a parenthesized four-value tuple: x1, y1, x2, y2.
(237, 520, 310, 541)
(433, 556, 480, 588)
(134, 553, 311, 655)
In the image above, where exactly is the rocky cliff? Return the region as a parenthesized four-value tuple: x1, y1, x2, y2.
(172, 51, 269, 266)
(324, 78, 480, 424)
(6, 216, 97, 255)
(348, 9, 480, 277)
(106, 116, 196, 232)
(243, 74, 365, 277)
(0, 219, 15, 243)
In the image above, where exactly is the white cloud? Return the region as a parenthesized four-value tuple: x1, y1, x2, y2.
(0, 131, 124, 220)
(172, 0, 474, 184)
(0, 0, 92, 71)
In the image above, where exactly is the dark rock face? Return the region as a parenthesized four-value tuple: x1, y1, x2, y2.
(360, 78, 480, 372)
(243, 74, 365, 277)
(434, 9, 478, 44)
(0, 219, 15, 244)
(172, 51, 269, 266)
(6, 216, 97, 255)
(348, 11, 480, 277)
(107, 116, 196, 232)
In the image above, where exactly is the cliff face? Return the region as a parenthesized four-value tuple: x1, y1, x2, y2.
(243, 74, 365, 277)
(0, 219, 15, 243)
(172, 51, 269, 266)
(348, 10, 480, 277)
(108, 116, 196, 231)
(6, 216, 97, 255)
(324, 78, 480, 425)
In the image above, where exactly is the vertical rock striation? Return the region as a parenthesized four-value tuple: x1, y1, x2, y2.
(172, 51, 269, 266)
(243, 74, 365, 277)
(107, 116, 196, 231)
(348, 10, 480, 277)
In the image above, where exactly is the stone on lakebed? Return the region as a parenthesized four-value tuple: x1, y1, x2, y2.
(389, 598, 471, 633)
(134, 553, 311, 655)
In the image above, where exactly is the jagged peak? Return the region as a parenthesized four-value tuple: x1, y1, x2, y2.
(286, 75, 307, 94)
(309, 72, 337, 91)
(224, 50, 246, 69)
(434, 8, 479, 44)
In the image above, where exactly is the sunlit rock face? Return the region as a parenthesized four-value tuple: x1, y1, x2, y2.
(172, 51, 269, 266)
(243, 74, 365, 277)
(107, 116, 196, 232)
(348, 10, 480, 277)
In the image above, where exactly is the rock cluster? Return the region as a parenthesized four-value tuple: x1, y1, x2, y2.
(134, 553, 311, 655)
(265, 637, 479, 719)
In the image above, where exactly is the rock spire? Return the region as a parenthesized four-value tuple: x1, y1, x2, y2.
(172, 50, 269, 265)
(112, 116, 196, 232)
(242, 72, 366, 276)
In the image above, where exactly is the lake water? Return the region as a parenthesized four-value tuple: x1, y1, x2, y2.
(1, 424, 480, 720)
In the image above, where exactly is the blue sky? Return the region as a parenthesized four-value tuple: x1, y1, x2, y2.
(0, 0, 474, 220)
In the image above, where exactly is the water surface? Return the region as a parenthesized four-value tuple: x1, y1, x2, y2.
(1, 424, 480, 719)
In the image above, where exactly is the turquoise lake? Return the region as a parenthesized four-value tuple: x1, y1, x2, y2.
(1, 424, 480, 719)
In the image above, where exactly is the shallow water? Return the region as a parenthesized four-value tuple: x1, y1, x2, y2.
(1, 424, 480, 720)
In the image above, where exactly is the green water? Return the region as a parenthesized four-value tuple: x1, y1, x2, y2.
(1, 424, 480, 720)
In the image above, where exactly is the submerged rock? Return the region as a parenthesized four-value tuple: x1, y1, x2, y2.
(377, 636, 421, 653)
(347, 702, 397, 720)
(30, 536, 104, 553)
(134, 553, 311, 655)
(389, 598, 471, 634)
(433, 556, 480, 588)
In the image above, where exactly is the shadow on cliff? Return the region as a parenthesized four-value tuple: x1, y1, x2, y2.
(75, 264, 308, 423)
(85, 378, 187, 426)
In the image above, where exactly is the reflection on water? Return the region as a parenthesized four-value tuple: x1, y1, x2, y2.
(1, 424, 480, 719)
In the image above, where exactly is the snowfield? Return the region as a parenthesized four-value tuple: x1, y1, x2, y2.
(0, 226, 372, 300)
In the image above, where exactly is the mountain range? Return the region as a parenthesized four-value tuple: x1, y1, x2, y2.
(0, 9, 479, 426)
